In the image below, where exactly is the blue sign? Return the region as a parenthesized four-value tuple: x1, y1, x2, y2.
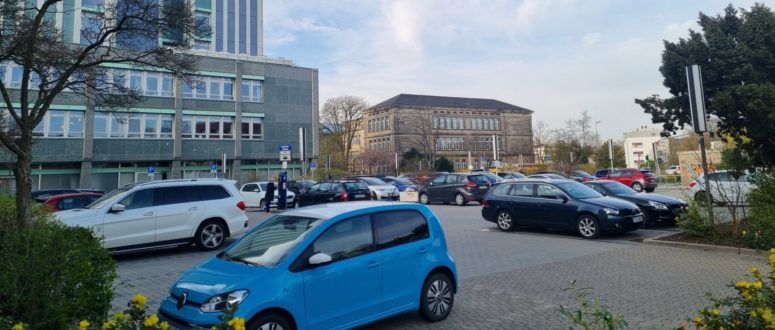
(278, 144, 293, 152)
(148, 166, 155, 174)
(210, 164, 217, 172)
(310, 161, 317, 170)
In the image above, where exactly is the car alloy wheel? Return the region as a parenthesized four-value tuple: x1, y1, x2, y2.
(496, 211, 515, 231)
(455, 193, 466, 206)
(195, 221, 225, 250)
(420, 273, 454, 322)
(419, 193, 430, 205)
(259, 199, 267, 210)
(631, 182, 644, 192)
(248, 313, 291, 330)
(577, 215, 600, 239)
(293, 200, 300, 208)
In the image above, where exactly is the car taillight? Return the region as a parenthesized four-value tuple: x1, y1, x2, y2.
(481, 199, 489, 206)
(236, 201, 246, 211)
(464, 181, 478, 189)
(689, 181, 696, 188)
(340, 192, 349, 201)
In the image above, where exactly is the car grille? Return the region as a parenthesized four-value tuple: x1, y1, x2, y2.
(619, 208, 642, 216)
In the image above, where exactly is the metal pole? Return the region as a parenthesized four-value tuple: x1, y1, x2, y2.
(699, 134, 714, 224)
(395, 152, 399, 176)
(595, 121, 601, 147)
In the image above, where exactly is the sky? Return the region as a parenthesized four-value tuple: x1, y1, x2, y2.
(263, 0, 768, 140)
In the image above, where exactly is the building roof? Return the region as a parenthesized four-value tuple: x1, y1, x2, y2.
(369, 94, 533, 114)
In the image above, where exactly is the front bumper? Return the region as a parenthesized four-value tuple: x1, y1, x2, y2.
(374, 190, 399, 200)
(158, 297, 219, 330)
(601, 214, 644, 232)
(650, 204, 686, 223)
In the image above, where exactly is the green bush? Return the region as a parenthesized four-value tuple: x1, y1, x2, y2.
(746, 172, 775, 250)
(559, 281, 627, 330)
(675, 201, 715, 237)
(0, 195, 116, 330)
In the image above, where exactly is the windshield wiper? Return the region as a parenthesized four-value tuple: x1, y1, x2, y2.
(219, 253, 260, 266)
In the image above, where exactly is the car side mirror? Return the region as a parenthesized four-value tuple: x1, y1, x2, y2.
(561, 195, 569, 203)
(109, 204, 126, 213)
(309, 252, 332, 265)
(429, 182, 435, 187)
(601, 192, 607, 196)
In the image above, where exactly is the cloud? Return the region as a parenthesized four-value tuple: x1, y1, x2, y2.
(582, 32, 602, 47)
(663, 19, 698, 42)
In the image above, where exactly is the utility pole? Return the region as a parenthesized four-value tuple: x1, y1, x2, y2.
(595, 121, 601, 147)
(686, 65, 714, 224)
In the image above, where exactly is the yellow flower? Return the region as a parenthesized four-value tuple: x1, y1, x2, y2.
(79, 320, 90, 330)
(101, 320, 116, 330)
(11, 322, 23, 330)
(712, 308, 720, 317)
(743, 230, 748, 236)
(229, 317, 246, 330)
(752, 267, 760, 275)
(693, 316, 703, 326)
(160, 321, 169, 330)
(755, 281, 764, 289)
(143, 314, 159, 328)
(761, 308, 775, 322)
(131, 293, 148, 309)
(736, 280, 751, 289)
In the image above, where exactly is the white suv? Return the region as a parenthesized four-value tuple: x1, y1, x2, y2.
(56, 179, 249, 252)
(239, 181, 296, 209)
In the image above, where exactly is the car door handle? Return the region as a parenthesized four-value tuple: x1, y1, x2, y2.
(188, 207, 198, 211)
(367, 260, 380, 268)
(418, 247, 428, 254)
(142, 212, 153, 217)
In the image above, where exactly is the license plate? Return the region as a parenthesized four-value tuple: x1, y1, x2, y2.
(355, 194, 366, 198)
(479, 186, 488, 189)
(633, 215, 643, 223)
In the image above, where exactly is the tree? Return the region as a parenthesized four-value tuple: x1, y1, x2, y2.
(592, 142, 626, 168)
(635, 3, 775, 167)
(0, 0, 206, 230)
(320, 95, 368, 170)
(407, 110, 438, 171)
(435, 156, 454, 172)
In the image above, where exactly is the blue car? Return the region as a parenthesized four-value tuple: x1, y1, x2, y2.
(381, 176, 419, 192)
(159, 202, 458, 330)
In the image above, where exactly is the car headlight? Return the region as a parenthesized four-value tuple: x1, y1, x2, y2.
(677, 198, 686, 204)
(648, 201, 668, 210)
(200, 290, 249, 312)
(405, 187, 415, 192)
(603, 208, 619, 215)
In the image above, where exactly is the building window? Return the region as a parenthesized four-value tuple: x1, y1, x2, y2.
(80, 12, 102, 45)
(183, 76, 235, 100)
(241, 117, 263, 139)
(181, 115, 235, 139)
(31, 110, 84, 138)
(436, 136, 465, 150)
(94, 112, 173, 139)
(241, 80, 263, 102)
(108, 69, 175, 97)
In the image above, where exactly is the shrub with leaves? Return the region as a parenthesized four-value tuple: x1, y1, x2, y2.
(683, 249, 775, 329)
(559, 280, 628, 330)
(746, 172, 775, 250)
(675, 201, 716, 238)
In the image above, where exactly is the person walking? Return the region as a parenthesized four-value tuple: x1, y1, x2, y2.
(265, 181, 275, 213)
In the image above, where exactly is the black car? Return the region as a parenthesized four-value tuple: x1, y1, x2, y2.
(584, 180, 686, 227)
(481, 179, 643, 238)
(30, 189, 80, 199)
(295, 180, 370, 207)
(568, 171, 596, 182)
(498, 171, 526, 180)
(418, 173, 490, 206)
(287, 179, 317, 195)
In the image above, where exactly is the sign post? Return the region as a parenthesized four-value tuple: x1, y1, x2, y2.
(608, 139, 614, 171)
(686, 64, 713, 223)
(310, 161, 317, 178)
(210, 164, 217, 177)
(147, 166, 155, 180)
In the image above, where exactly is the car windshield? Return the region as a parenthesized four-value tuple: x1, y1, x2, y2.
(599, 182, 636, 195)
(222, 215, 322, 267)
(86, 187, 131, 209)
(508, 172, 526, 178)
(479, 172, 501, 182)
(468, 175, 489, 184)
(574, 171, 592, 177)
(389, 177, 414, 185)
(557, 182, 603, 199)
(359, 177, 388, 185)
(344, 182, 369, 190)
(259, 183, 268, 190)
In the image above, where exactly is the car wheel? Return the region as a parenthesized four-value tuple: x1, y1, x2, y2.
(419, 272, 454, 322)
(631, 182, 644, 192)
(194, 220, 226, 251)
(248, 313, 292, 330)
(576, 214, 600, 239)
(645, 187, 655, 193)
(419, 193, 430, 205)
(293, 200, 300, 209)
(639, 207, 652, 228)
(496, 210, 515, 231)
(454, 193, 466, 206)
(258, 199, 267, 210)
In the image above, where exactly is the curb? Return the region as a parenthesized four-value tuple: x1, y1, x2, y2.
(643, 236, 768, 256)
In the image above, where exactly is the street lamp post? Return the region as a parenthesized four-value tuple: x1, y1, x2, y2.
(595, 121, 601, 146)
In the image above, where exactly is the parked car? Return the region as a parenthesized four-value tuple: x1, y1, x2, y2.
(287, 180, 317, 195)
(30, 189, 79, 199)
(527, 173, 566, 180)
(418, 173, 490, 206)
(665, 165, 680, 175)
(158, 202, 457, 330)
(381, 175, 420, 192)
(568, 170, 596, 182)
(295, 180, 371, 207)
(39, 192, 103, 212)
(584, 180, 686, 227)
(597, 168, 657, 193)
(239, 181, 296, 209)
(351, 176, 400, 200)
(498, 171, 526, 180)
(689, 170, 755, 205)
(76, 188, 105, 194)
(475, 171, 504, 185)
(532, 170, 567, 178)
(594, 168, 618, 178)
(55, 179, 249, 252)
(481, 179, 643, 238)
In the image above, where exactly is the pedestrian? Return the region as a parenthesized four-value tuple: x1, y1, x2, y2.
(265, 181, 275, 213)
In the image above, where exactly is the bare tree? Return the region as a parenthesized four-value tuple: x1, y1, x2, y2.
(358, 148, 393, 175)
(320, 96, 368, 169)
(0, 0, 207, 230)
(405, 110, 438, 171)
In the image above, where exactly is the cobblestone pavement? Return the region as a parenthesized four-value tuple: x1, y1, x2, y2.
(112, 203, 767, 329)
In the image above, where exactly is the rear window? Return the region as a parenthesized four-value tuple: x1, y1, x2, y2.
(373, 210, 429, 249)
(344, 182, 368, 190)
(197, 185, 232, 200)
(468, 175, 489, 184)
(155, 186, 199, 205)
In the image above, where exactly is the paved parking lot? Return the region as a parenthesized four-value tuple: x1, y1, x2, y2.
(112, 187, 767, 328)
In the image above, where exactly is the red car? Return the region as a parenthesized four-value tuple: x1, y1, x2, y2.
(597, 168, 657, 193)
(40, 192, 103, 212)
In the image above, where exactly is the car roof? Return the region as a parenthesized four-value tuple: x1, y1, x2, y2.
(127, 178, 237, 189)
(280, 201, 418, 220)
(43, 192, 103, 200)
(502, 178, 576, 184)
